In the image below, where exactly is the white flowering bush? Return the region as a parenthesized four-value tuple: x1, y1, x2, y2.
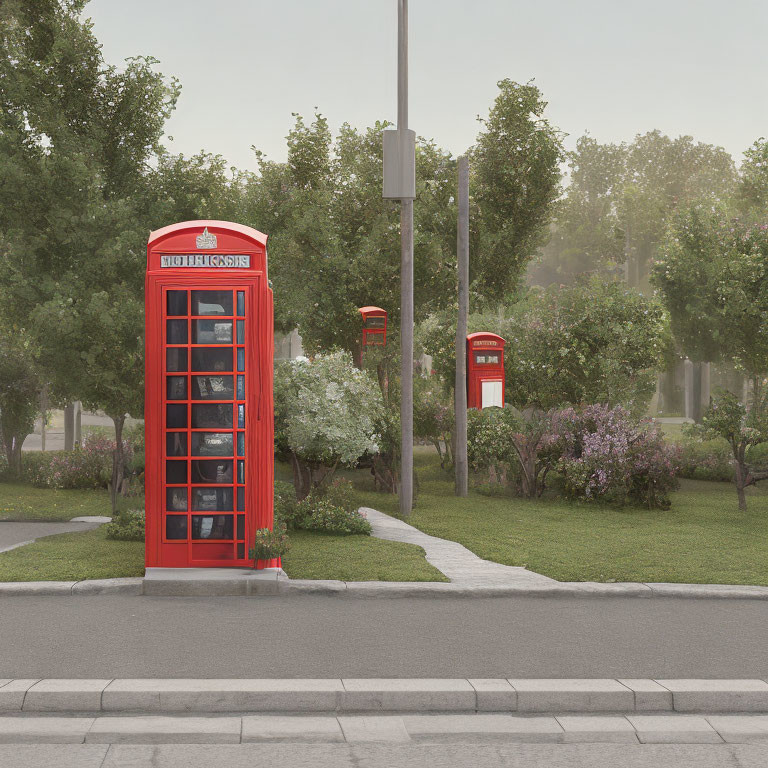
(275, 351, 385, 498)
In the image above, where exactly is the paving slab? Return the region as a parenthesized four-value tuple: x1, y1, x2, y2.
(706, 716, 768, 743)
(0, 680, 39, 711)
(403, 714, 563, 742)
(337, 716, 411, 742)
(509, 679, 635, 712)
(0, 744, 109, 768)
(86, 715, 241, 744)
(617, 679, 673, 711)
(556, 715, 639, 743)
(24, 680, 110, 711)
(627, 715, 724, 743)
(656, 679, 768, 712)
(242, 715, 344, 742)
(0, 716, 94, 743)
(341, 679, 475, 711)
(102, 679, 344, 712)
(468, 679, 517, 711)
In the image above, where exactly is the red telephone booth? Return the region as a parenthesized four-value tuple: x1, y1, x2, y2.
(467, 332, 505, 409)
(358, 306, 387, 361)
(145, 220, 275, 569)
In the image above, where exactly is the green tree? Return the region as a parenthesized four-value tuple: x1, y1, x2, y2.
(0, 0, 179, 509)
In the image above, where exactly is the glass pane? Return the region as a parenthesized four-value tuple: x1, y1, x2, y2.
(192, 487, 233, 512)
(236, 375, 245, 400)
(237, 431, 244, 456)
(191, 290, 232, 316)
(166, 432, 187, 457)
(237, 515, 245, 539)
(237, 543, 245, 559)
(237, 486, 245, 511)
(191, 348, 232, 372)
(166, 487, 187, 511)
(166, 460, 187, 484)
(166, 319, 188, 344)
(365, 316, 385, 328)
(191, 375, 234, 401)
(191, 403, 233, 429)
(237, 459, 244, 484)
(166, 348, 187, 372)
(191, 515, 233, 540)
(237, 291, 245, 316)
(166, 404, 187, 428)
(167, 291, 187, 316)
(238, 404, 245, 428)
(237, 348, 245, 371)
(192, 319, 233, 345)
(165, 516, 187, 540)
(191, 432, 233, 456)
(191, 459, 233, 484)
(236, 320, 244, 344)
(166, 376, 187, 400)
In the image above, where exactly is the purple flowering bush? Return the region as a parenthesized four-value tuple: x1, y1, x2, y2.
(555, 405, 678, 508)
(22, 433, 133, 490)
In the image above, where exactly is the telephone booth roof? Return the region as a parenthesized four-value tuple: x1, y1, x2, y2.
(358, 306, 387, 318)
(467, 332, 505, 346)
(148, 220, 268, 249)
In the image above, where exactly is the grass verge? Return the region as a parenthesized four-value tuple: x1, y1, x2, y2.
(0, 482, 111, 521)
(346, 448, 768, 586)
(0, 526, 144, 581)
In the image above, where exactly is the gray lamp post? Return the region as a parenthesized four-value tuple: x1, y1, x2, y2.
(383, 0, 415, 517)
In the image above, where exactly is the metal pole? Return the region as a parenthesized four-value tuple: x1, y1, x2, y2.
(398, 0, 413, 517)
(454, 156, 469, 496)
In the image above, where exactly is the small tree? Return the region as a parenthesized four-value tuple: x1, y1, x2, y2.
(274, 351, 384, 500)
(687, 391, 768, 511)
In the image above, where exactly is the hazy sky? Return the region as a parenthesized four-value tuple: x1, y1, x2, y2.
(86, 0, 768, 172)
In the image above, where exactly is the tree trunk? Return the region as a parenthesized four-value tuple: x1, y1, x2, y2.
(290, 452, 312, 501)
(110, 414, 126, 515)
(691, 362, 703, 423)
(733, 450, 748, 512)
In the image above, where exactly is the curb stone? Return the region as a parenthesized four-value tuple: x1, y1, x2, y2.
(1, 679, 766, 715)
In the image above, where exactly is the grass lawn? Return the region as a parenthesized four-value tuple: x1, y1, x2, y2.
(282, 529, 446, 582)
(346, 447, 768, 586)
(0, 526, 144, 581)
(0, 481, 111, 521)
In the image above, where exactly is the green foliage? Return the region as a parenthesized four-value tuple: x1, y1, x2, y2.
(413, 374, 453, 467)
(250, 526, 290, 561)
(655, 209, 768, 378)
(105, 508, 145, 541)
(676, 437, 735, 482)
(467, 406, 518, 487)
(274, 352, 385, 498)
(295, 497, 372, 536)
(472, 79, 565, 302)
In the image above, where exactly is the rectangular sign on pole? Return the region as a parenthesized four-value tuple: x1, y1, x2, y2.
(383, 128, 416, 200)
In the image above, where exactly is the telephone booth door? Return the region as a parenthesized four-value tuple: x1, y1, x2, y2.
(145, 221, 274, 569)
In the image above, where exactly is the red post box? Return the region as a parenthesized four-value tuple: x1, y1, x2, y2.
(145, 220, 275, 569)
(467, 332, 505, 409)
(358, 306, 387, 362)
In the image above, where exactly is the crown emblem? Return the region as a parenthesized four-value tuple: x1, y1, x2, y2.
(196, 227, 217, 249)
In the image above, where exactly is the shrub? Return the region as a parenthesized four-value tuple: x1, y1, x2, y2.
(676, 438, 734, 481)
(274, 480, 301, 530)
(556, 405, 679, 508)
(250, 526, 290, 561)
(296, 496, 372, 535)
(105, 509, 145, 541)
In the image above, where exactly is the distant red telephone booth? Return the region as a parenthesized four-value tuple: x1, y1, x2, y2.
(467, 332, 505, 409)
(358, 306, 387, 364)
(145, 220, 275, 569)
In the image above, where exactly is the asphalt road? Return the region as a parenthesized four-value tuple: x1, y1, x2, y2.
(1, 594, 768, 678)
(3, 743, 768, 768)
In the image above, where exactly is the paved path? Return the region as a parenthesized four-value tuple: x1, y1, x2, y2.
(2, 594, 767, 678)
(0, 521, 104, 553)
(2, 742, 767, 767)
(363, 506, 555, 586)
